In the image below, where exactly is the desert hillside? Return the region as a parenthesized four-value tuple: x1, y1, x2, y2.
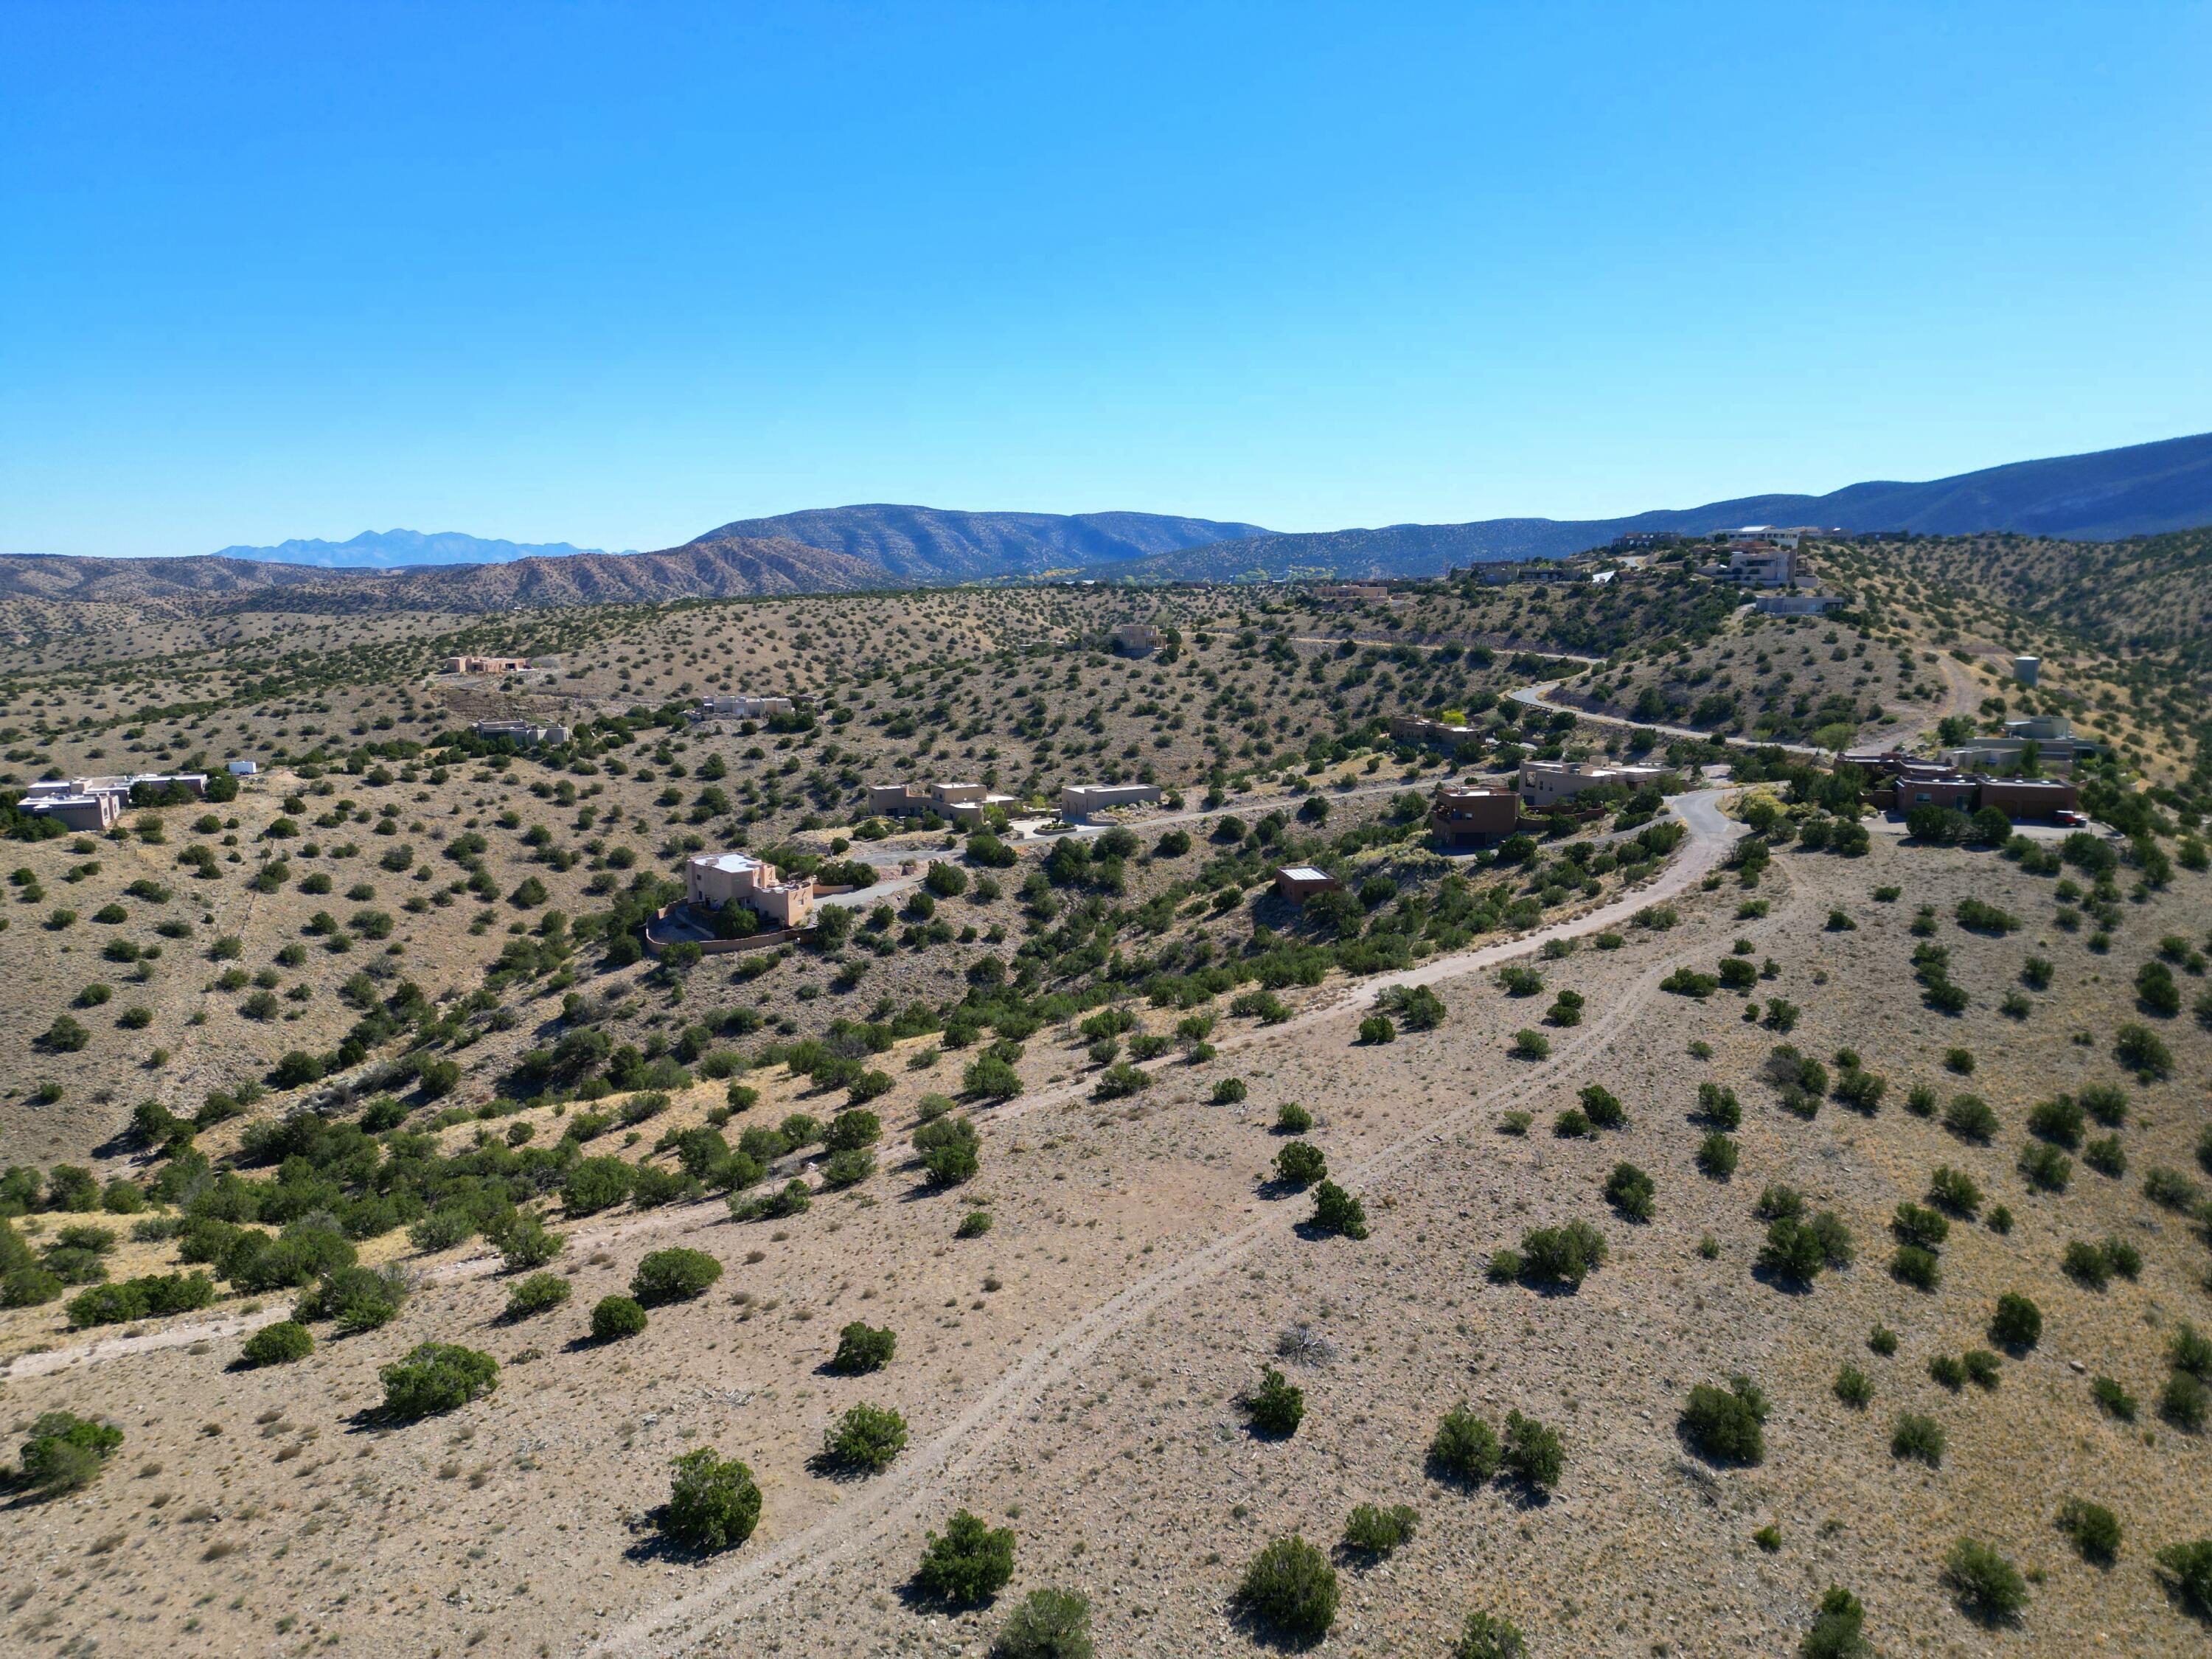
(0, 568, 2206, 1659)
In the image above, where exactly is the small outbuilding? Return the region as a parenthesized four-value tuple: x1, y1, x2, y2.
(1273, 865, 1343, 904)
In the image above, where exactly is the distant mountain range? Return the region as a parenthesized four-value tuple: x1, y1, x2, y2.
(6, 429, 2205, 609)
(688, 506, 1270, 582)
(1079, 430, 2212, 581)
(208, 529, 636, 568)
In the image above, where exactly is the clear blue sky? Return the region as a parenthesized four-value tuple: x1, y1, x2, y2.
(3, 1, 2207, 557)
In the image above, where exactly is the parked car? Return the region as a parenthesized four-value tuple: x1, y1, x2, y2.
(2053, 809, 2089, 827)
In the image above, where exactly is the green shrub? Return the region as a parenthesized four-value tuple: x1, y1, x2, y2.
(1942, 1537, 2027, 1621)
(1697, 1082, 1741, 1128)
(1891, 1411, 1944, 1467)
(1696, 1132, 1739, 1178)
(1929, 1353, 1966, 1391)
(2163, 1371, 2209, 1433)
(1357, 1013, 1397, 1045)
(1309, 1181, 1368, 1239)
(1518, 1220, 1607, 1287)
(2173, 1323, 2212, 1380)
(1890, 1245, 1940, 1291)
(1868, 1324, 1898, 1356)
(1237, 1535, 1337, 1642)
(1273, 1141, 1326, 1188)
(1247, 1366, 1305, 1436)
(1989, 1293, 2042, 1350)
(561, 1155, 635, 1217)
(819, 1402, 908, 1473)
(1341, 1502, 1417, 1556)
(2056, 1497, 2121, 1566)
(1833, 1364, 1873, 1408)
(2028, 1095, 2084, 1148)
(1428, 1403, 1501, 1484)
(956, 1209, 993, 1239)
(1891, 1203, 1949, 1249)
(1273, 1101, 1311, 1133)
(2063, 1240, 2111, 1288)
(2155, 1539, 2212, 1618)
(830, 1320, 896, 1374)
(2018, 1141, 2073, 1192)
(1579, 1084, 1624, 1129)
(591, 1295, 647, 1340)
(15, 1411, 123, 1494)
(1927, 1165, 1982, 1217)
(1451, 1610, 1527, 1659)
(914, 1115, 981, 1186)
(1798, 1586, 1869, 1659)
(2113, 1022, 2172, 1079)
(2090, 1374, 2138, 1420)
(2144, 1165, 2202, 1211)
(1604, 1161, 1654, 1221)
(992, 1587, 1094, 1659)
(293, 1264, 406, 1330)
(1680, 1376, 1770, 1464)
(631, 1247, 723, 1305)
(821, 1147, 875, 1187)
(1552, 1107, 1592, 1138)
(504, 1272, 571, 1319)
(1511, 1029, 1550, 1060)
(1942, 1094, 1997, 1141)
(239, 1320, 313, 1366)
(1502, 1410, 1564, 1492)
(378, 1342, 498, 1418)
(914, 1509, 1016, 1606)
(661, 1447, 761, 1551)
(1211, 1078, 1248, 1105)
(1963, 1349, 2001, 1388)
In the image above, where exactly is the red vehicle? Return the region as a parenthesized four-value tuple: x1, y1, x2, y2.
(2053, 809, 2089, 828)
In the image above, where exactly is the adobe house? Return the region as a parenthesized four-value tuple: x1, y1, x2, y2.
(473, 720, 570, 747)
(1975, 776, 2080, 819)
(1430, 785, 1520, 847)
(1109, 622, 1163, 655)
(867, 781, 1018, 825)
(448, 655, 532, 674)
(1517, 759, 1665, 809)
(684, 852, 816, 929)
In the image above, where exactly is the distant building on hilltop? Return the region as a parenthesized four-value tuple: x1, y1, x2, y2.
(449, 655, 532, 675)
(473, 720, 569, 747)
(1109, 622, 1164, 655)
(1753, 592, 1847, 616)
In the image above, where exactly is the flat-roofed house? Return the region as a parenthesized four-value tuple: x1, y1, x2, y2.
(1429, 786, 1520, 847)
(1109, 623, 1163, 655)
(1516, 759, 1665, 808)
(1388, 714, 1483, 752)
(473, 720, 570, 747)
(867, 782, 1018, 825)
(1059, 782, 1163, 823)
(695, 695, 795, 720)
(449, 655, 532, 674)
(17, 784, 119, 832)
(1975, 776, 2080, 819)
(684, 851, 816, 929)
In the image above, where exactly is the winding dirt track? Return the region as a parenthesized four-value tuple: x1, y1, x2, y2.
(585, 789, 1767, 1658)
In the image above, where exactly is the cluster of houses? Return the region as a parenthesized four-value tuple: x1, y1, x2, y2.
(1844, 718, 2088, 821)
